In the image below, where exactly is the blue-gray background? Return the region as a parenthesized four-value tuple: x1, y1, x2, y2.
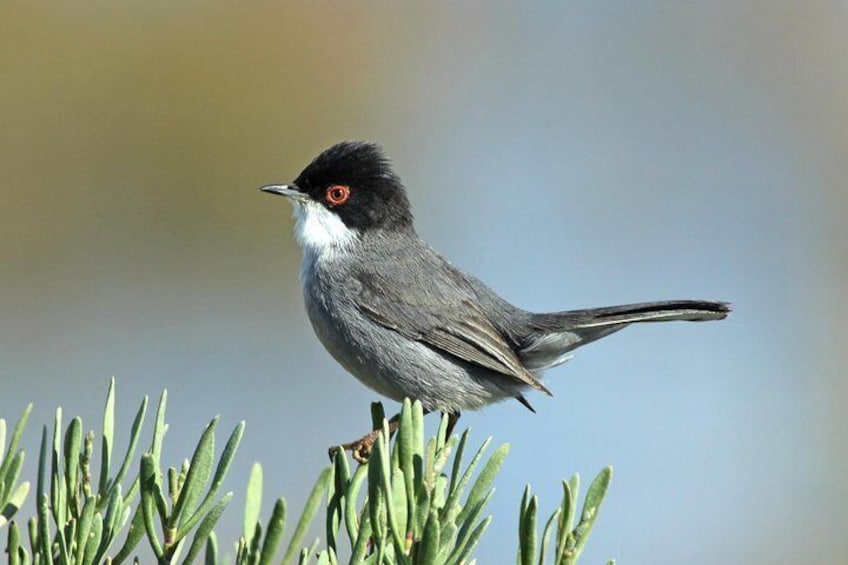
(2, 2, 845, 563)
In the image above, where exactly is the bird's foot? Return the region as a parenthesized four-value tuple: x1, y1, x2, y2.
(328, 429, 381, 463)
(328, 410, 459, 464)
(329, 419, 401, 463)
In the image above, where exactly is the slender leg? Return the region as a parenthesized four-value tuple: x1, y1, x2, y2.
(329, 410, 461, 463)
(329, 414, 401, 463)
(445, 411, 461, 438)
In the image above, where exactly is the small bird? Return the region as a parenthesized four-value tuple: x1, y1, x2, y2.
(262, 141, 730, 460)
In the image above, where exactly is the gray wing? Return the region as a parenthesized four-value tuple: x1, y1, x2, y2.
(354, 267, 551, 396)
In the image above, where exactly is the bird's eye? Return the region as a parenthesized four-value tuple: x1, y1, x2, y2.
(326, 185, 351, 206)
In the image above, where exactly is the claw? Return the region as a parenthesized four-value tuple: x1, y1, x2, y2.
(329, 411, 458, 463)
(329, 420, 399, 463)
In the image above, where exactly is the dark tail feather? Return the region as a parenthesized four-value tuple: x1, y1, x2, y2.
(563, 300, 731, 328)
(519, 300, 730, 371)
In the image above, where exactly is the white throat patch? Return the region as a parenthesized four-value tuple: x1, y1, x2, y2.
(293, 201, 359, 260)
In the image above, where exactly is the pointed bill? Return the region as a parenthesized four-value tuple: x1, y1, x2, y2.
(260, 184, 310, 202)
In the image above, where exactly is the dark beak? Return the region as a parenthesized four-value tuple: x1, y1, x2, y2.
(260, 183, 309, 202)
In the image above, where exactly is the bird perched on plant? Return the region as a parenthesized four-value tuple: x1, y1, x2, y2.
(261, 141, 730, 460)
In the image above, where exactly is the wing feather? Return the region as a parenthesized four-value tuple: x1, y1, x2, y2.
(356, 286, 550, 395)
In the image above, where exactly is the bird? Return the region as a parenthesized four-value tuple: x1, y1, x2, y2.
(261, 141, 730, 460)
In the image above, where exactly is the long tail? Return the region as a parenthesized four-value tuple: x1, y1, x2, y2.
(518, 300, 731, 371)
(558, 300, 731, 327)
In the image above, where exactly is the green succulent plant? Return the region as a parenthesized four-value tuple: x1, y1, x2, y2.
(2, 381, 612, 564)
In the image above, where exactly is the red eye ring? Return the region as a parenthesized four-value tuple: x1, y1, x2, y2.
(326, 184, 350, 206)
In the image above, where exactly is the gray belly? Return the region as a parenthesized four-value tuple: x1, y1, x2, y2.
(302, 279, 516, 413)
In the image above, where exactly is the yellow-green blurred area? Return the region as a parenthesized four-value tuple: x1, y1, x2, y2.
(2, 2, 846, 563)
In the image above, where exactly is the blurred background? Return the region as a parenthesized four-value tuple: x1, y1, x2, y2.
(2, 2, 846, 563)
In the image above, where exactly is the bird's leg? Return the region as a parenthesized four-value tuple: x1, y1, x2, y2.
(329, 413, 401, 463)
(445, 411, 461, 438)
(329, 410, 461, 463)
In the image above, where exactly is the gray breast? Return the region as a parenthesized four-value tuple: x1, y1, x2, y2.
(300, 252, 518, 413)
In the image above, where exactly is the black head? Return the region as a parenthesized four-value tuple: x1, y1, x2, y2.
(266, 141, 414, 233)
